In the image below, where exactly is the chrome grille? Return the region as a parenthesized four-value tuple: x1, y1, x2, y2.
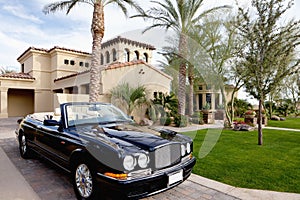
(155, 143, 181, 169)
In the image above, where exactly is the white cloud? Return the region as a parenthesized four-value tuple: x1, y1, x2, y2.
(3, 5, 43, 24)
(1, 0, 300, 69)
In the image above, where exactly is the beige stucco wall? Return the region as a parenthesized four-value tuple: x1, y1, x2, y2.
(50, 51, 91, 85)
(34, 89, 53, 113)
(102, 64, 171, 96)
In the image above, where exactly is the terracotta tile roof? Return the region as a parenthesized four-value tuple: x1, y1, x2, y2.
(102, 36, 156, 50)
(54, 60, 172, 82)
(48, 46, 91, 55)
(17, 46, 91, 60)
(0, 72, 35, 80)
(54, 70, 90, 82)
(105, 60, 172, 80)
(105, 60, 145, 70)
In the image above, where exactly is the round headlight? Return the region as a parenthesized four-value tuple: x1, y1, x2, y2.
(138, 153, 149, 168)
(181, 144, 186, 157)
(123, 155, 135, 171)
(186, 143, 191, 154)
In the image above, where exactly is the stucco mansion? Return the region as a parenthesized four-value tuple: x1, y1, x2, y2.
(0, 36, 234, 118)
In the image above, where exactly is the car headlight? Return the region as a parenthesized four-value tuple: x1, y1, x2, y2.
(181, 144, 186, 157)
(123, 155, 136, 171)
(137, 153, 149, 168)
(186, 143, 191, 154)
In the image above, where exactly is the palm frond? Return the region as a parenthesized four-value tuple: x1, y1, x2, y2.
(43, 0, 92, 15)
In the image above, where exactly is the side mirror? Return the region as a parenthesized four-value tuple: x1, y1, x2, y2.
(44, 119, 60, 126)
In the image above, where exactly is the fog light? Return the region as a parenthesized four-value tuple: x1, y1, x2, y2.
(104, 172, 128, 180)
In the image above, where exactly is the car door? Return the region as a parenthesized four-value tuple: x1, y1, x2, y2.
(35, 123, 69, 166)
(35, 122, 83, 169)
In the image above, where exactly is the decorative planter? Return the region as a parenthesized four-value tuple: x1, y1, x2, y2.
(202, 110, 215, 124)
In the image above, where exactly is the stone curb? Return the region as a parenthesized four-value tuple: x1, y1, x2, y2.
(189, 174, 300, 200)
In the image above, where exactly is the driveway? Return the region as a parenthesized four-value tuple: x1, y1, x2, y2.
(1, 117, 299, 200)
(0, 117, 239, 200)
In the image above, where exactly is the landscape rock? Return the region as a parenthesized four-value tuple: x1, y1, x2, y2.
(271, 115, 280, 121)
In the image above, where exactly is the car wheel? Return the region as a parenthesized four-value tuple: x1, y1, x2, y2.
(19, 133, 31, 159)
(72, 161, 98, 200)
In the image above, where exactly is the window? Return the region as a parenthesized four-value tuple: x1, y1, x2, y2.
(124, 49, 130, 62)
(198, 94, 203, 110)
(112, 49, 117, 62)
(53, 89, 63, 93)
(106, 51, 110, 64)
(143, 53, 148, 62)
(79, 61, 84, 67)
(198, 85, 203, 91)
(64, 59, 69, 65)
(70, 60, 75, 65)
(85, 62, 89, 68)
(100, 54, 104, 65)
(21, 63, 24, 73)
(206, 93, 212, 105)
(134, 51, 139, 60)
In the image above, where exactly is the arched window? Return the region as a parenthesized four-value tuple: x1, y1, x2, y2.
(100, 53, 104, 65)
(112, 49, 117, 62)
(143, 53, 148, 63)
(134, 51, 139, 60)
(124, 49, 130, 62)
(106, 51, 110, 64)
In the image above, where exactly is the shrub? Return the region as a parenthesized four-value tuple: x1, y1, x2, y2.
(174, 115, 189, 127)
(160, 116, 172, 126)
(190, 112, 204, 124)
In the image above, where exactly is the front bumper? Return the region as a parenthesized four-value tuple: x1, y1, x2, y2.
(96, 157, 196, 199)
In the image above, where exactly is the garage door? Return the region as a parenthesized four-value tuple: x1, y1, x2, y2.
(8, 89, 34, 117)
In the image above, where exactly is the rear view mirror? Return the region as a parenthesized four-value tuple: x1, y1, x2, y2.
(44, 119, 60, 126)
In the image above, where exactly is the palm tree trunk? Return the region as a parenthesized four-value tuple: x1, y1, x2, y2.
(188, 65, 194, 116)
(89, 2, 105, 102)
(178, 33, 187, 115)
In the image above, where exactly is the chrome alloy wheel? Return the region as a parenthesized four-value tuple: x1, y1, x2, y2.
(75, 164, 93, 198)
(20, 135, 27, 155)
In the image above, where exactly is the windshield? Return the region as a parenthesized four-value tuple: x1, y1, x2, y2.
(65, 103, 132, 127)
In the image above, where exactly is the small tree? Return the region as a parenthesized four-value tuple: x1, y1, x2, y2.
(235, 0, 300, 145)
(110, 83, 148, 116)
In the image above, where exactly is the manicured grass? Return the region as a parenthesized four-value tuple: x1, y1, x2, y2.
(268, 117, 300, 129)
(184, 129, 300, 193)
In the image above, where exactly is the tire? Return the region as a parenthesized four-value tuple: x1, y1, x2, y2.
(19, 133, 32, 159)
(72, 160, 99, 200)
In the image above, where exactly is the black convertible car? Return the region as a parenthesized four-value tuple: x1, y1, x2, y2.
(16, 102, 196, 199)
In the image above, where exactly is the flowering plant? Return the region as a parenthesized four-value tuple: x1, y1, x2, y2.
(245, 110, 256, 115)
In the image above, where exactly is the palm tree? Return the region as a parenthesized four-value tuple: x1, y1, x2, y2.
(132, 0, 229, 116)
(110, 83, 148, 116)
(43, 0, 142, 102)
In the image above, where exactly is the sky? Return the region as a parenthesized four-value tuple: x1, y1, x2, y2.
(0, 0, 300, 103)
(1, 0, 299, 70)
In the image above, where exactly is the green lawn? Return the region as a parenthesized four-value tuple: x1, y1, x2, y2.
(268, 117, 300, 129)
(184, 129, 300, 193)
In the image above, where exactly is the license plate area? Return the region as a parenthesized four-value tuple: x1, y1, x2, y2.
(168, 170, 183, 186)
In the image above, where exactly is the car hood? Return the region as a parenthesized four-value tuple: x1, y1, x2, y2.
(77, 123, 187, 152)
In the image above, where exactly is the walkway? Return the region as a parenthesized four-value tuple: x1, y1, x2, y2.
(0, 117, 299, 200)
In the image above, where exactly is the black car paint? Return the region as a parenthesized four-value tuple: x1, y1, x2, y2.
(16, 102, 196, 199)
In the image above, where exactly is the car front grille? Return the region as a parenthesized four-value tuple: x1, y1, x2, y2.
(154, 143, 181, 169)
